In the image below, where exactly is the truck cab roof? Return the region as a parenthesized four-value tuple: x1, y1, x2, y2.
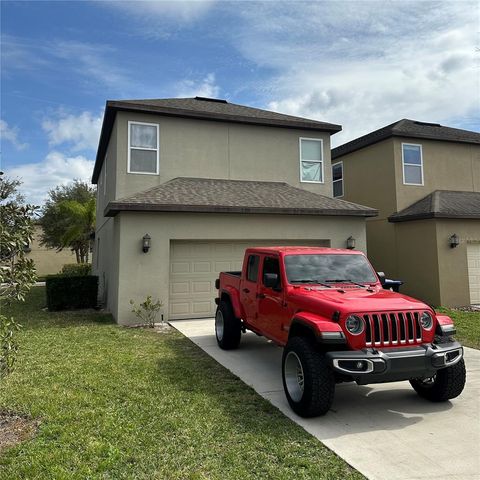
(244, 246, 365, 256)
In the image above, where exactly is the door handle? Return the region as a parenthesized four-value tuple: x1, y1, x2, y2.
(242, 288, 250, 294)
(257, 293, 266, 299)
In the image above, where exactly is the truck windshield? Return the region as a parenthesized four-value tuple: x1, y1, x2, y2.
(284, 254, 377, 284)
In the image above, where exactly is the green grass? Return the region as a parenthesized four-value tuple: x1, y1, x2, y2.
(0, 287, 362, 480)
(437, 308, 480, 350)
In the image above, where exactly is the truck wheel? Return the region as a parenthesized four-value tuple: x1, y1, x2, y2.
(215, 300, 241, 350)
(282, 336, 335, 417)
(410, 358, 466, 402)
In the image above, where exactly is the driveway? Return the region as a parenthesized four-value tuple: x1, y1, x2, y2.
(171, 319, 480, 480)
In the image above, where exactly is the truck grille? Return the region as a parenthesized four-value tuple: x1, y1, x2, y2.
(363, 312, 422, 347)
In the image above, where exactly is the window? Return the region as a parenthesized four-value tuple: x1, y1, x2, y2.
(332, 161, 343, 197)
(128, 121, 159, 174)
(300, 138, 323, 183)
(402, 143, 423, 185)
(262, 257, 281, 289)
(246, 255, 260, 282)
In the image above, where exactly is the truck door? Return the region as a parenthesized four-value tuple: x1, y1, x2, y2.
(239, 253, 261, 326)
(257, 256, 287, 343)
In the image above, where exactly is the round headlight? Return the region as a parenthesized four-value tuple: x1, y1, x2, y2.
(420, 311, 433, 330)
(345, 315, 364, 335)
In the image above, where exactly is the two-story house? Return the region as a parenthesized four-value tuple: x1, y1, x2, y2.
(91, 97, 376, 324)
(332, 119, 480, 307)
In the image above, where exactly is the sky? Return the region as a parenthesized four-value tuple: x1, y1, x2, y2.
(1, 0, 479, 205)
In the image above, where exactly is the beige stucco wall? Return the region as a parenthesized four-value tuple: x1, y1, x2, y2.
(26, 226, 76, 276)
(112, 211, 368, 325)
(436, 219, 480, 307)
(393, 138, 480, 212)
(112, 112, 334, 201)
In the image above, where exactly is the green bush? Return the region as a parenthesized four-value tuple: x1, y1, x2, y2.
(60, 263, 92, 276)
(46, 275, 98, 311)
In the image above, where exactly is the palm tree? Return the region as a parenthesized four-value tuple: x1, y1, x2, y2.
(59, 198, 96, 263)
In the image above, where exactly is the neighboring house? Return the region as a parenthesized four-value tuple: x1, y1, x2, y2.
(331, 119, 480, 307)
(25, 225, 76, 276)
(91, 96, 376, 324)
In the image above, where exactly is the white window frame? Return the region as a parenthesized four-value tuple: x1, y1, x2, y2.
(127, 121, 160, 175)
(299, 137, 324, 184)
(332, 161, 344, 198)
(103, 154, 107, 195)
(402, 142, 424, 186)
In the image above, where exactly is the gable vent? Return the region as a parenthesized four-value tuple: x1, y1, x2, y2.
(413, 121, 441, 127)
(195, 96, 228, 104)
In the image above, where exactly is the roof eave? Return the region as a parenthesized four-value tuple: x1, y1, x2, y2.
(388, 212, 480, 223)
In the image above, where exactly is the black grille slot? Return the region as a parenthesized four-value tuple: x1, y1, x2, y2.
(390, 313, 398, 343)
(414, 312, 421, 339)
(382, 314, 389, 343)
(407, 312, 415, 341)
(399, 313, 406, 341)
(364, 314, 372, 344)
(373, 314, 380, 343)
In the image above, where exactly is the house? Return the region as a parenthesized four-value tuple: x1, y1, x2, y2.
(91, 97, 377, 324)
(331, 119, 480, 307)
(25, 225, 76, 276)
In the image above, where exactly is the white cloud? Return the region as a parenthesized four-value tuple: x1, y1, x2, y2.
(0, 119, 28, 150)
(6, 151, 94, 206)
(42, 111, 103, 151)
(230, 1, 479, 145)
(176, 73, 220, 98)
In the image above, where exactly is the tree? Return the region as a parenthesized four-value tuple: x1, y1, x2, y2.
(39, 181, 96, 264)
(0, 174, 38, 378)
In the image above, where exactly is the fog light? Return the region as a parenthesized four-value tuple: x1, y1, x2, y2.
(356, 361, 364, 369)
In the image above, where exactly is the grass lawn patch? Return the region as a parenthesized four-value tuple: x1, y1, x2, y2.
(0, 287, 363, 479)
(437, 308, 480, 350)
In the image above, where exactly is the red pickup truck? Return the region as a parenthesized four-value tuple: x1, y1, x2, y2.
(215, 247, 465, 417)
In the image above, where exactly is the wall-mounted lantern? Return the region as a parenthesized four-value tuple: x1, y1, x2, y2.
(449, 234, 460, 249)
(142, 234, 151, 253)
(346, 236, 356, 250)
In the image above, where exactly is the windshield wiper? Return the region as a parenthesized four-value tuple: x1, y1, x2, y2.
(325, 279, 367, 288)
(291, 279, 332, 288)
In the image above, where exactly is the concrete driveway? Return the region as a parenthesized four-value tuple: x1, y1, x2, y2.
(171, 319, 480, 480)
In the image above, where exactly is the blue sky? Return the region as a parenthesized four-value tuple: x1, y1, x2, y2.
(1, 0, 478, 205)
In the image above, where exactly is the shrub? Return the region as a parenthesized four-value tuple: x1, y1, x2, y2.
(130, 296, 163, 327)
(0, 316, 21, 378)
(60, 263, 92, 277)
(46, 275, 98, 311)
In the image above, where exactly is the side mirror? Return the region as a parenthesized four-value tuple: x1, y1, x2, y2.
(264, 273, 279, 289)
(377, 271, 386, 286)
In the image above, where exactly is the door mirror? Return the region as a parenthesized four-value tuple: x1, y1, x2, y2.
(377, 271, 386, 286)
(264, 273, 279, 289)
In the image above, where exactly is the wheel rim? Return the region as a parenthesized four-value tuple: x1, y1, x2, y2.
(284, 351, 305, 402)
(420, 375, 436, 386)
(215, 309, 224, 341)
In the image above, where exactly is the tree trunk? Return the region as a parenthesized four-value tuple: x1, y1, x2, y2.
(75, 248, 80, 264)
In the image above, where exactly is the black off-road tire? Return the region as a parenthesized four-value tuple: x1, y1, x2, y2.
(410, 358, 466, 402)
(215, 300, 241, 350)
(282, 336, 335, 417)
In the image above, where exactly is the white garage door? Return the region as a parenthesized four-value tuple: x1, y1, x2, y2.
(169, 239, 329, 319)
(467, 243, 480, 304)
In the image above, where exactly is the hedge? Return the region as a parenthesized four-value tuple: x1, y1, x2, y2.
(60, 263, 92, 276)
(46, 275, 98, 311)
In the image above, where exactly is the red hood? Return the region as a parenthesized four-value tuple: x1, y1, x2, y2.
(292, 286, 429, 314)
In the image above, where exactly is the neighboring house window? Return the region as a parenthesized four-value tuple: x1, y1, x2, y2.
(402, 143, 423, 185)
(103, 154, 107, 195)
(332, 161, 343, 197)
(300, 138, 323, 183)
(246, 255, 260, 282)
(128, 121, 159, 175)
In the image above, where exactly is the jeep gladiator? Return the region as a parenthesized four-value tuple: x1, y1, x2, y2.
(214, 247, 465, 417)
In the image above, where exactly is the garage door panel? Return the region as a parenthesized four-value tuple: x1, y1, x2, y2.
(169, 239, 329, 319)
(467, 243, 480, 304)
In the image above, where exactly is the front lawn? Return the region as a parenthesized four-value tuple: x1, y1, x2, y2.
(0, 287, 362, 480)
(437, 308, 480, 350)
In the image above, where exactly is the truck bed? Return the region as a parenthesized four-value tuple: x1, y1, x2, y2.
(216, 271, 242, 290)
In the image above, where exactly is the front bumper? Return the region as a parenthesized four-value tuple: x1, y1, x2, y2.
(326, 342, 463, 385)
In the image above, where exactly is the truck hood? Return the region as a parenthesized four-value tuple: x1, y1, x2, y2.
(295, 286, 429, 313)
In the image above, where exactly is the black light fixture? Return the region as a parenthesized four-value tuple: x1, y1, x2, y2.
(346, 236, 356, 249)
(142, 234, 151, 253)
(449, 234, 460, 249)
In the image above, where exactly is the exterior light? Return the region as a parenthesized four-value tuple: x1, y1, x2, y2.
(142, 234, 151, 253)
(346, 236, 356, 249)
(449, 234, 459, 249)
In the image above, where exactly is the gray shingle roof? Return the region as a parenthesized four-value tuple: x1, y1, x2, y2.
(105, 177, 377, 218)
(92, 97, 341, 183)
(388, 190, 480, 222)
(332, 119, 480, 159)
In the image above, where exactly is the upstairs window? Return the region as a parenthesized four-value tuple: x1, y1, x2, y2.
(332, 161, 343, 197)
(402, 143, 423, 185)
(300, 138, 323, 183)
(128, 121, 159, 174)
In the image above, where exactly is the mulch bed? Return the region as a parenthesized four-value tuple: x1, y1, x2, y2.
(0, 411, 39, 453)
